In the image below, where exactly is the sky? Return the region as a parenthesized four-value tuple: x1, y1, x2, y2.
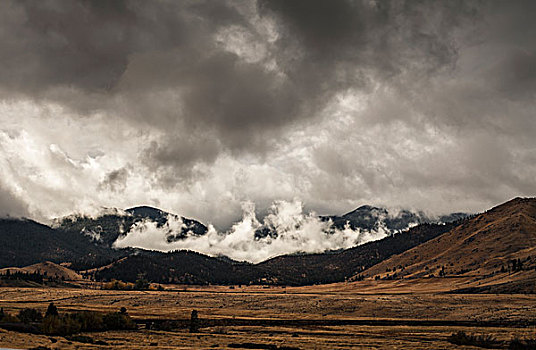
(1, 0, 535, 230)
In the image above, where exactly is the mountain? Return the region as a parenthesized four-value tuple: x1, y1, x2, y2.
(126, 206, 167, 220)
(0, 261, 82, 281)
(0, 205, 211, 271)
(255, 204, 467, 239)
(55, 206, 208, 248)
(82, 198, 536, 287)
(324, 205, 467, 232)
(255, 220, 460, 285)
(361, 197, 536, 292)
(0, 203, 470, 284)
(325, 205, 421, 232)
(94, 251, 262, 285)
(0, 218, 85, 267)
(92, 220, 462, 286)
(2, 199, 532, 290)
(85, 204, 467, 286)
(55, 204, 466, 251)
(0, 217, 130, 269)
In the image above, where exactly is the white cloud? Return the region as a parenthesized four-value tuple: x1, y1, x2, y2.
(113, 199, 389, 263)
(0, 1, 535, 235)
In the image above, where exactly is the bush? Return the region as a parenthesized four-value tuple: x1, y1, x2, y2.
(447, 331, 502, 348)
(1, 304, 136, 336)
(509, 337, 536, 349)
(102, 280, 134, 290)
(135, 278, 150, 290)
(0, 310, 20, 323)
(71, 311, 104, 331)
(65, 335, 96, 344)
(17, 308, 43, 324)
(102, 312, 136, 330)
(41, 310, 136, 335)
(41, 315, 81, 336)
(154, 320, 179, 331)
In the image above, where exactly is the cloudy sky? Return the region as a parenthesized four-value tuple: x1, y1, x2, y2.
(0, 0, 535, 229)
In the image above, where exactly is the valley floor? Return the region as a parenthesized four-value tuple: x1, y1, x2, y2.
(0, 279, 535, 349)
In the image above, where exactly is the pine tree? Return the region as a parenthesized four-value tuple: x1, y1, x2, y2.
(45, 303, 58, 317)
(189, 310, 199, 333)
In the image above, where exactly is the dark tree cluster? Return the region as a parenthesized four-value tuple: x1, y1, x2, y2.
(92, 220, 461, 286)
(0, 270, 45, 284)
(0, 303, 136, 336)
(511, 259, 524, 272)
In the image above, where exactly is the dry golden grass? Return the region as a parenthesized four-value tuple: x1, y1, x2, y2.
(2, 325, 535, 350)
(365, 198, 536, 281)
(0, 280, 535, 349)
(0, 261, 83, 281)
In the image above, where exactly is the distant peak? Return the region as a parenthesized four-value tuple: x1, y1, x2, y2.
(506, 197, 535, 204)
(126, 205, 162, 212)
(343, 205, 386, 216)
(487, 197, 536, 217)
(356, 205, 379, 211)
(125, 206, 168, 219)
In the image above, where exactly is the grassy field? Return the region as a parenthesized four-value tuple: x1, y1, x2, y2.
(0, 279, 535, 349)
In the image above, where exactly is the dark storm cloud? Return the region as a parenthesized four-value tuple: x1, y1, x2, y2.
(0, 1, 480, 174)
(0, 1, 243, 103)
(0, 0, 535, 222)
(0, 0, 300, 176)
(259, 0, 478, 91)
(98, 166, 130, 193)
(0, 0, 134, 94)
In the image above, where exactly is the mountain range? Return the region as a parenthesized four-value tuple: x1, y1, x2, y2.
(54, 204, 466, 247)
(55, 206, 208, 248)
(0, 198, 534, 292)
(362, 197, 536, 293)
(321, 205, 466, 232)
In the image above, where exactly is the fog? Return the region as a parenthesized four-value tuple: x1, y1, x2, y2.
(113, 200, 390, 263)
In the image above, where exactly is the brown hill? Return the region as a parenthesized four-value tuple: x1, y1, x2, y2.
(0, 261, 82, 281)
(362, 197, 536, 290)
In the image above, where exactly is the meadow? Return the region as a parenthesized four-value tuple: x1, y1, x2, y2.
(0, 279, 535, 349)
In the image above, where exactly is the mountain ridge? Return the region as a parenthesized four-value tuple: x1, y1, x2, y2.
(52, 203, 466, 254)
(360, 197, 536, 293)
(0, 198, 532, 291)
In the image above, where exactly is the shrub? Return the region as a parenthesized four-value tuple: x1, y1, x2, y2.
(41, 310, 135, 335)
(71, 311, 104, 331)
(135, 278, 150, 290)
(102, 312, 136, 330)
(102, 280, 134, 290)
(213, 326, 227, 334)
(154, 320, 179, 331)
(65, 335, 96, 344)
(0, 309, 20, 323)
(447, 331, 502, 348)
(17, 308, 43, 324)
(41, 315, 81, 336)
(509, 337, 536, 349)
